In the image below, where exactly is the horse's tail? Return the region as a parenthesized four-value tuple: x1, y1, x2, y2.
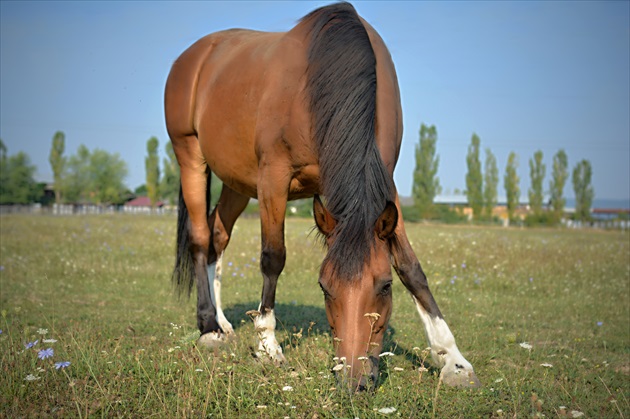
(172, 184, 194, 297)
(171, 173, 212, 297)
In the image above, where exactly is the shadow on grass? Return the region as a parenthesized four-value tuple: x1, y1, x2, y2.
(223, 301, 437, 387)
(223, 301, 330, 335)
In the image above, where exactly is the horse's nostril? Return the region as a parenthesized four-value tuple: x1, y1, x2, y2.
(455, 363, 464, 369)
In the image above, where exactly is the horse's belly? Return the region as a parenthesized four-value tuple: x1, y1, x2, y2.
(201, 138, 259, 198)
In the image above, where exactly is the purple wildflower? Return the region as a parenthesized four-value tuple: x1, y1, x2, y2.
(596, 321, 603, 327)
(25, 340, 39, 349)
(54, 361, 71, 369)
(38, 348, 54, 359)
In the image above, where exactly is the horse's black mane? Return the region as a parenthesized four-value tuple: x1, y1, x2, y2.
(303, 2, 395, 279)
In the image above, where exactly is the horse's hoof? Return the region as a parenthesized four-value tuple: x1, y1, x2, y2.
(217, 314, 234, 335)
(197, 332, 229, 349)
(255, 343, 286, 365)
(441, 367, 482, 388)
(270, 351, 286, 365)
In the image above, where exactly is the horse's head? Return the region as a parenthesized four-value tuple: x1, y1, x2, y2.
(313, 195, 398, 391)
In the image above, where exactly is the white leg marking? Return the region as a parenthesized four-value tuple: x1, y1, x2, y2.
(413, 296, 481, 387)
(207, 252, 233, 335)
(253, 305, 285, 363)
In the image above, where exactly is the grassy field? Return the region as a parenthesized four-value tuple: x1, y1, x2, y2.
(0, 214, 628, 418)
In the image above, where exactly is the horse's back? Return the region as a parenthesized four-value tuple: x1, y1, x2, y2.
(165, 27, 313, 198)
(164, 6, 402, 198)
(164, 29, 273, 140)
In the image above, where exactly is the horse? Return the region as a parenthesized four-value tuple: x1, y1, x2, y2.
(164, 2, 480, 390)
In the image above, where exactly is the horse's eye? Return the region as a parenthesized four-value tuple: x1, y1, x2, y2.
(379, 281, 392, 297)
(319, 281, 332, 299)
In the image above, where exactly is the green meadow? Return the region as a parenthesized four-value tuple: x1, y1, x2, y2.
(0, 214, 628, 418)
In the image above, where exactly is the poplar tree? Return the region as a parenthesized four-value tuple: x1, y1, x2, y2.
(160, 142, 179, 205)
(549, 149, 568, 220)
(572, 159, 594, 222)
(528, 150, 546, 216)
(483, 148, 498, 218)
(48, 131, 66, 206)
(412, 123, 440, 219)
(145, 137, 160, 209)
(465, 133, 483, 220)
(504, 152, 520, 223)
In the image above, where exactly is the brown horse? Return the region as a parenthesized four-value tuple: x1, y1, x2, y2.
(164, 2, 480, 390)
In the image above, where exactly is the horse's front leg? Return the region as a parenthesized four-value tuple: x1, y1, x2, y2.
(253, 163, 289, 364)
(389, 196, 481, 388)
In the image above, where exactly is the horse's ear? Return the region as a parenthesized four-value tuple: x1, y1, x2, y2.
(375, 201, 398, 240)
(313, 195, 336, 237)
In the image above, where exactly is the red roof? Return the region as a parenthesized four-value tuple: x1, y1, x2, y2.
(125, 196, 164, 207)
(592, 208, 630, 214)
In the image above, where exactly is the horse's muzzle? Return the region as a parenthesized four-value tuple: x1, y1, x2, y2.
(334, 355, 379, 392)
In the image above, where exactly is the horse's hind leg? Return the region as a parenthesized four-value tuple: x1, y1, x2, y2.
(173, 136, 225, 346)
(389, 195, 481, 388)
(206, 185, 250, 336)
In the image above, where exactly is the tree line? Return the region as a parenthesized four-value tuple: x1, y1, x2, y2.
(2, 132, 144, 206)
(0, 131, 225, 209)
(7, 131, 131, 206)
(413, 123, 594, 224)
(2, 127, 595, 225)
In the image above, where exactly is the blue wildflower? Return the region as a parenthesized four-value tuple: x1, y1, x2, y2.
(461, 263, 466, 269)
(597, 321, 603, 327)
(38, 348, 54, 359)
(25, 340, 39, 349)
(54, 361, 71, 369)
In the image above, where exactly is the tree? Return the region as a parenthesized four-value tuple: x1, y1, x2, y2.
(483, 148, 498, 218)
(89, 148, 129, 205)
(48, 131, 66, 206)
(64, 144, 92, 203)
(64, 145, 129, 205)
(465, 133, 483, 220)
(572, 159, 594, 222)
(528, 150, 546, 216)
(0, 141, 39, 204)
(549, 149, 568, 220)
(160, 142, 179, 206)
(412, 123, 440, 219)
(134, 184, 148, 196)
(145, 137, 160, 208)
(504, 152, 520, 223)
(0, 139, 8, 202)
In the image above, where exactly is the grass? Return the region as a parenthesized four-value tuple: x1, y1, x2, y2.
(0, 214, 628, 418)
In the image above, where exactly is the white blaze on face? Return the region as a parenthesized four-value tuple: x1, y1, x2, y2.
(207, 252, 233, 334)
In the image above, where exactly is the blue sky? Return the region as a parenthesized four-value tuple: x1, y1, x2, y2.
(1, 1, 628, 202)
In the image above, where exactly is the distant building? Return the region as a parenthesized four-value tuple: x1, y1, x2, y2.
(123, 196, 164, 214)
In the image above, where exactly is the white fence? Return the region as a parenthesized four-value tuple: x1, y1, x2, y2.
(0, 204, 176, 216)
